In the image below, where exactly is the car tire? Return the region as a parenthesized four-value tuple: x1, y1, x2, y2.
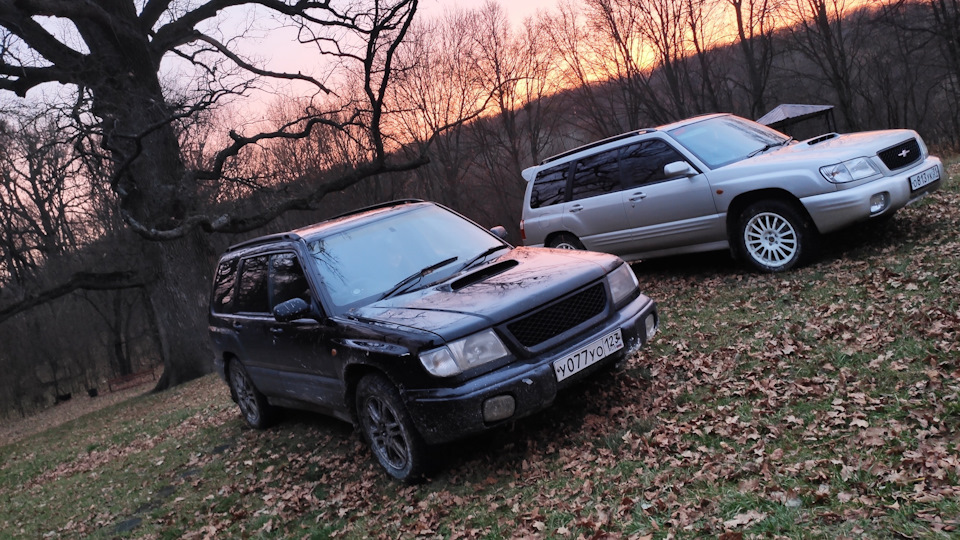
(228, 360, 273, 429)
(547, 233, 585, 250)
(355, 374, 429, 483)
(736, 200, 818, 272)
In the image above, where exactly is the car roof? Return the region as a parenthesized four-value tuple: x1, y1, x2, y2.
(524, 113, 730, 180)
(655, 112, 727, 132)
(223, 199, 428, 255)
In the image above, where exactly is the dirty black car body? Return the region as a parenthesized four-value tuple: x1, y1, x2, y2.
(208, 200, 659, 481)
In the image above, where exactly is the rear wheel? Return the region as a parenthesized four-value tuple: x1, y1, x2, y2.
(547, 233, 585, 250)
(736, 200, 818, 272)
(228, 360, 273, 429)
(355, 374, 428, 482)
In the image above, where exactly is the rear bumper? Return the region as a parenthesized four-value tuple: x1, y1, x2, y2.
(402, 293, 658, 445)
(804, 157, 942, 233)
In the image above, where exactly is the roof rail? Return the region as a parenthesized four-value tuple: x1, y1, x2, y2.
(540, 129, 655, 165)
(226, 232, 303, 254)
(327, 198, 424, 221)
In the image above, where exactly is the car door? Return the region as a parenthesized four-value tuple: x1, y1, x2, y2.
(560, 147, 634, 254)
(265, 252, 344, 407)
(619, 138, 723, 251)
(234, 252, 342, 407)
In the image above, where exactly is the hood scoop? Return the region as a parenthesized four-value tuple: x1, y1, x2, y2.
(806, 133, 838, 146)
(451, 259, 519, 291)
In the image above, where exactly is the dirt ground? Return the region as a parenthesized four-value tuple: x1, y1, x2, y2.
(0, 378, 157, 447)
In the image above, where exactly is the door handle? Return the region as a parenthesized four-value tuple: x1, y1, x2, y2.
(568, 204, 584, 213)
(629, 192, 647, 202)
(269, 327, 284, 335)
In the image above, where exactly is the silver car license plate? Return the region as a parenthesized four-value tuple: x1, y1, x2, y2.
(553, 329, 624, 382)
(909, 166, 940, 191)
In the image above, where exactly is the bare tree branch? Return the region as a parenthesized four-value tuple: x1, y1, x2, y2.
(0, 270, 153, 324)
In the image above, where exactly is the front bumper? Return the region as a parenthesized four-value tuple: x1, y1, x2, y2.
(803, 156, 942, 233)
(402, 293, 658, 445)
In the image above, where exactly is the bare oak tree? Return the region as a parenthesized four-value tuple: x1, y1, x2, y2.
(0, 0, 425, 389)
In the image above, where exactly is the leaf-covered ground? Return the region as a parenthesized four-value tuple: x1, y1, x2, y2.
(1, 160, 958, 539)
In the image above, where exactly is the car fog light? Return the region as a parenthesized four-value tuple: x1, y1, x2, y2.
(645, 313, 658, 339)
(870, 192, 890, 214)
(643, 313, 657, 339)
(482, 395, 516, 422)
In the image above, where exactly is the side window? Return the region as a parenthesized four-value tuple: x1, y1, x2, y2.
(235, 255, 269, 313)
(530, 164, 570, 208)
(211, 258, 238, 313)
(571, 149, 620, 201)
(621, 139, 687, 189)
(269, 253, 311, 309)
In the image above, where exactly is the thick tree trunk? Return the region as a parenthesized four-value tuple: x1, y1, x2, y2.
(72, 4, 216, 390)
(147, 231, 216, 391)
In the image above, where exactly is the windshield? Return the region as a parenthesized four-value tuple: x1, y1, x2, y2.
(668, 116, 790, 169)
(307, 205, 506, 311)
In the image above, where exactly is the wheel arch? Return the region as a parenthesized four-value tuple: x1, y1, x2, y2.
(543, 230, 575, 247)
(726, 189, 818, 238)
(343, 362, 395, 425)
(543, 231, 585, 250)
(222, 352, 241, 401)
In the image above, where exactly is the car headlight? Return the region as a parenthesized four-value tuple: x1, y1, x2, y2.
(419, 330, 510, 377)
(820, 158, 881, 184)
(608, 262, 640, 307)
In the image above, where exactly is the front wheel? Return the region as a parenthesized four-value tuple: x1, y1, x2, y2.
(736, 200, 818, 272)
(355, 374, 429, 482)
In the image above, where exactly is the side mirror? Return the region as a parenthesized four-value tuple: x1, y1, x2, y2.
(663, 161, 698, 179)
(273, 297, 312, 322)
(490, 226, 509, 241)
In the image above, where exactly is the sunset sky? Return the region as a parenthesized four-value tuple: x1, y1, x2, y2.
(418, 0, 561, 23)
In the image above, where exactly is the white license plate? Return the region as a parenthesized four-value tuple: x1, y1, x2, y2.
(909, 166, 940, 191)
(553, 329, 624, 382)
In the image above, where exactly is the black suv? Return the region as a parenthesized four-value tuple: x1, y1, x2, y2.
(209, 200, 658, 480)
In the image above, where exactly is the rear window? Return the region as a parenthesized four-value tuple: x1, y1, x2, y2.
(235, 255, 270, 313)
(211, 258, 238, 313)
(529, 164, 570, 208)
(570, 148, 620, 201)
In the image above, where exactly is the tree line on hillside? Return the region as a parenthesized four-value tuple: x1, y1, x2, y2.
(0, 0, 957, 419)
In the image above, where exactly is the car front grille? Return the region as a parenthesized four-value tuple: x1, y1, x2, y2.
(506, 283, 607, 348)
(878, 138, 921, 171)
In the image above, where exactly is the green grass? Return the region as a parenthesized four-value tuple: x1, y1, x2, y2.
(1, 158, 959, 538)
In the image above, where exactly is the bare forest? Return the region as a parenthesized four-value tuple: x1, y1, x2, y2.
(1, 0, 958, 420)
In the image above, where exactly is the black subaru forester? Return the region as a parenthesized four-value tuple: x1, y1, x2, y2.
(209, 200, 658, 481)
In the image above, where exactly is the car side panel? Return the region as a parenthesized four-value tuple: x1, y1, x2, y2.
(220, 311, 345, 408)
(261, 320, 345, 407)
(561, 193, 633, 252)
(623, 174, 724, 251)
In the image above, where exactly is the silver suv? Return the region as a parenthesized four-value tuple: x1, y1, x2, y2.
(520, 114, 943, 272)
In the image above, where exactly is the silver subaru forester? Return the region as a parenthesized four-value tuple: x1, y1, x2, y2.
(520, 114, 942, 272)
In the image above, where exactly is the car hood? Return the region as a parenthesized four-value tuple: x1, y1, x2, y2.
(346, 247, 619, 341)
(718, 129, 919, 173)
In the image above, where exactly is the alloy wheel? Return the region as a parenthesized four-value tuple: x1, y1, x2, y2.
(362, 395, 410, 471)
(743, 211, 799, 268)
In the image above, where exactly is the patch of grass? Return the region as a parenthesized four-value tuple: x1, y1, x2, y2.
(2, 160, 958, 539)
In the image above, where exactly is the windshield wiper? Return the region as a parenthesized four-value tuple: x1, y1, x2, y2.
(381, 256, 459, 299)
(747, 137, 794, 159)
(460, 245, 509, 271)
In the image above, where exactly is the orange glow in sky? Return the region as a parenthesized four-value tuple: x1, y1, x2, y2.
(418, 0, 560, 23)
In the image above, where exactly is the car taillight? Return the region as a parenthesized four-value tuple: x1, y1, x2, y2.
(519, 220, 526, 241)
